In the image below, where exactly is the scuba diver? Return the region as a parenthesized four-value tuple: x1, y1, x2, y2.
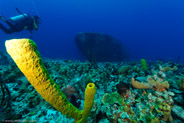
(0, 8, 40, 35)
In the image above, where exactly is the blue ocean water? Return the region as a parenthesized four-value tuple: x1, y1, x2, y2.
(0, 0, 184, 62)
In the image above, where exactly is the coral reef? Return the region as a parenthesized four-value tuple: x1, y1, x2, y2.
(176, 76, 184, 91)
(1, 41, 184, 122)
(5, 39, 96, 122)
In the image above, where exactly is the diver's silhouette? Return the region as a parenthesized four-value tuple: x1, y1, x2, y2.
(0, 8, 40, 34)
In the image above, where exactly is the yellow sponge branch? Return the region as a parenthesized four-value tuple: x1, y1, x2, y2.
(77, 83, 96, 123)
(5, 39, 96, 122)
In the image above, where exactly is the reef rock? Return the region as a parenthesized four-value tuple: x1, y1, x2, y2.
(172, 105, 184, 122)
(0, 51, 9, 65)
(75, 32, 126, 62)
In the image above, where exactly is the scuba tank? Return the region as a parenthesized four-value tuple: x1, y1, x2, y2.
(9, 14, 29, 23)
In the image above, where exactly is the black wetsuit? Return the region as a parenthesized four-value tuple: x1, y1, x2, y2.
(0, 16, 35, 34)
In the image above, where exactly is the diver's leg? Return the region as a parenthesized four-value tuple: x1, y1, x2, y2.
(0, 23, 13, 34)
(4, 20, 14, 29)
(0, 15, 6, 21)
(0, 16, 14, 29)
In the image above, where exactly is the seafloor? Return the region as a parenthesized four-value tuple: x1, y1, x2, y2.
(0, 51, 184, 123)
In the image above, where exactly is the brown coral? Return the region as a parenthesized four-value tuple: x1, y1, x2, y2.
(149, 80, 169, 91)
(160, 66, 176, 72)
(131, 78, 149, 89)
(131, 78, 169, 91)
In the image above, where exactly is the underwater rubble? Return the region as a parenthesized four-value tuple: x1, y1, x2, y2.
(0, 51, 11, 65)
(0, 52, 184, 122)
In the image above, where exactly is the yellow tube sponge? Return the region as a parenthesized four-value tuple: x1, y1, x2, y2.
(5, 39, 96, 122)
(77, 83, 96, 123)
(141, 59, 147, 70)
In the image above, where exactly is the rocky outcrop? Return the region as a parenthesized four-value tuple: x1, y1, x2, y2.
(75, 32, 126, 62)
(0, 51, 9, 65)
